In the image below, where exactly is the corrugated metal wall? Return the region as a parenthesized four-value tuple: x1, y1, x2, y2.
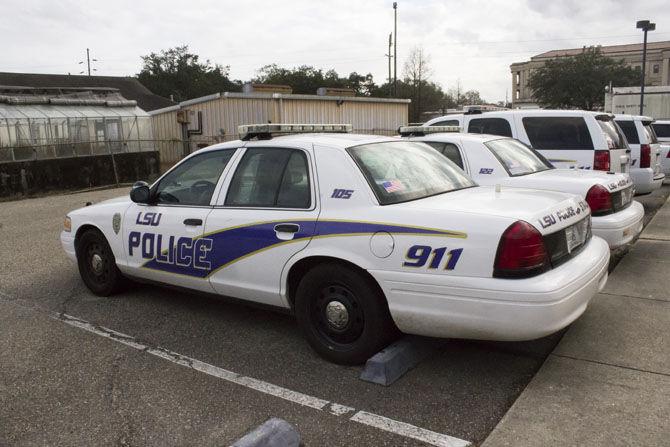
(150, 93, 409, 170)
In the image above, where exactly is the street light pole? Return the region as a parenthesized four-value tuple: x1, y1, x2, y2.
(636, 20, 656, 115)
(393, 2, 397, 96)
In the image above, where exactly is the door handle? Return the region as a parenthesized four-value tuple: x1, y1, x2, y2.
(184, 218, 203, 226)
(274, 223, 300, 233)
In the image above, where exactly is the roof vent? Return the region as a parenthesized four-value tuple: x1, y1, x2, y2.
(242, 83, 293, 94)
(316, 87, 355, 97)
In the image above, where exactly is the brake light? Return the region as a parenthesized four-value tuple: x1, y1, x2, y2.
(593, 150, 610, 171)
(494, 221, 549, 278)
(585, 184, 613, 216)
(640, 144, 651, 168)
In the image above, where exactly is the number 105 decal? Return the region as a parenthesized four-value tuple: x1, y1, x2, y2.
(403, 245, 463, 270)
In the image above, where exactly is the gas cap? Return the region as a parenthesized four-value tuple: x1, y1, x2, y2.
(370, 231, 394, 258)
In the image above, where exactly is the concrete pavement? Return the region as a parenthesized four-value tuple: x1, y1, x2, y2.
(482, 196, 670, 447)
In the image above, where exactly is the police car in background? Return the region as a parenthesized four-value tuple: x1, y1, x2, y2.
(425, 110, 631, 174)
(400, 126, 643, 249)
(614, 115, 665, 193)
(651, 120, 670, 177)
(61, 124, 610, 365)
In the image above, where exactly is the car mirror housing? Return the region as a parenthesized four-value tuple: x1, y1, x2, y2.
(130, 181, 151, 204)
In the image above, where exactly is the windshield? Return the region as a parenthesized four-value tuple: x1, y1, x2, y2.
(485, 138, 553, 176)
(348, 141, 476, 205)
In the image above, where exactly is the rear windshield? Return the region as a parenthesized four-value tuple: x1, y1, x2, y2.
(596, 117, 627, 149)
(522, 117, 594, 150)
(348, 141, 476, 205)
(468, 118, 513, 137)
(616, 120, 639, 144)
(643, 123, 659, 144)
(485, 138, 552, 176)
(652, 123, 670, 138)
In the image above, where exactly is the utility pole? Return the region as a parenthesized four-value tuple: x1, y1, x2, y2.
(385, 33, 393, 96)
(636, 20, 656, 115)
(393, 2, 398, 96)
(78, 48, 98, 76)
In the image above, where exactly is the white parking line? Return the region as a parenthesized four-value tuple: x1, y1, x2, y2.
(54, 312, 471, 447)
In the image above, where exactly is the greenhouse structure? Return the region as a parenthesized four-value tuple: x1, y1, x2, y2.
(0, 87, 154, 162)
(0, 86, 160, 198)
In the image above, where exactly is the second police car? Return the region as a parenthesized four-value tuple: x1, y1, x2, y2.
(399, 126, 643, 249)
(61, 124, 610, 364)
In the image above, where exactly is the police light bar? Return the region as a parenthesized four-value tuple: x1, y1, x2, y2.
(398, 125, 461, 136)
(239, 123, 353, 140)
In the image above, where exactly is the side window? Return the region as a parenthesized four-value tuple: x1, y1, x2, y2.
(430, 119, 460, 127)
(616, 120, 639, 144)
(468, 118, 513, 137)
(154, 149, 235, 206)
(225, 148, 311, 208)
(652, 123, 670, 138)
(642, 124, 658, 144)
(521, 117, 594, 150)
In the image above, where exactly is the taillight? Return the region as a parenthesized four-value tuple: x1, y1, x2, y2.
(494, 221, 549, 278)
(593, 150, 610, 171)
(585, 184, 613, 216)
(640, 144, 651, 168)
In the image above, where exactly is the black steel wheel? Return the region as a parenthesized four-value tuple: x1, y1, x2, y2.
(295, 263, 398, 365)
(76, 229, 124, 296)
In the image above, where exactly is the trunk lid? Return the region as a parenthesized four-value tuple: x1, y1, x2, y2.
(400, 186, 589, 235)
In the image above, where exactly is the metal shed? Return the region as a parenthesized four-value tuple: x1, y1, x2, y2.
(149, 91, 410, 170)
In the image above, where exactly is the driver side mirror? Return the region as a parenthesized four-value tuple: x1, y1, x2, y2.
(130, 181, 152, 204)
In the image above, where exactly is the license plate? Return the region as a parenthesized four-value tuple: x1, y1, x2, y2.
(566, 219, 588, 253)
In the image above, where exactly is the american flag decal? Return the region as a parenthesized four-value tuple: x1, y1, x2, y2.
(382, 180, 404, 193)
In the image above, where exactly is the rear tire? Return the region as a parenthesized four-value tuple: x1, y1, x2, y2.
(294, 263, 398, 365)
(76, 229, 124, 296)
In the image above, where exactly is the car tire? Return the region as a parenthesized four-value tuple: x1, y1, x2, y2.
(294, 263, 398, 365)
(76, 229, 124, 296)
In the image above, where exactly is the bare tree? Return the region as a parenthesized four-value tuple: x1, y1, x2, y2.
(403, 47, 432, 122)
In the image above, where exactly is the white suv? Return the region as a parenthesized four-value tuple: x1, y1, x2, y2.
(425, 110, 631, 174)
(651, 120, 670, 176)
(614, 115, 665, 194)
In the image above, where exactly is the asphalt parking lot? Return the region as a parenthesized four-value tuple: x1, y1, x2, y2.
(1, 185, 669, 446)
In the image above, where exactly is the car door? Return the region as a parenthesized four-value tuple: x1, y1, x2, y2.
(205, 142, 319, 307)
(122, 148, 239, 292)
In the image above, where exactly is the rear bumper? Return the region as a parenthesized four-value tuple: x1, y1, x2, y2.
(592, 201, 644, 249)
(630, 168, 664, 195)
(370, 237, 610, 341)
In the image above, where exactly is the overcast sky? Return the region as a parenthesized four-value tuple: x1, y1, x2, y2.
(4, 0, 670, 102)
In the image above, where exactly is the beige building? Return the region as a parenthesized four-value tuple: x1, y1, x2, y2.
(150, 89, 410, 171)
(510, 40, 670, 108)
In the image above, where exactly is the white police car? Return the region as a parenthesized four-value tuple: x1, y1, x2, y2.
(61, 124, 610, 364)
(400, 126, 643, 249)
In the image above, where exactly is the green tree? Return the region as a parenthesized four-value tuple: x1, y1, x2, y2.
(253, 64, 376, 95)
(528, 47, 640, 110)
(137, 45, 240, 102)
